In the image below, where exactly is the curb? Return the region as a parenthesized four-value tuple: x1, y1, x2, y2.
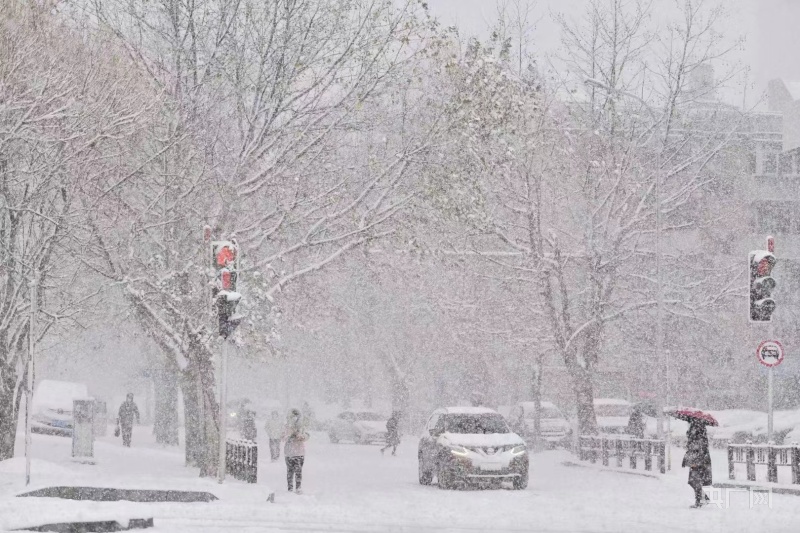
(561, 460, 661, 479)
(715, 480, 800, 496)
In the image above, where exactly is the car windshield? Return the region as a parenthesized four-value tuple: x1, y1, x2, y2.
(445, 414, 509, 434)
(355, 412, 383, 421)
(595, 405, 631, 417)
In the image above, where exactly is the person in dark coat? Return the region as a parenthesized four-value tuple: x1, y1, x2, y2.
(117, 393, 140, 447)
(283, 408, 309, 494)
(682, 420, 712, 507)
(627, 407, 646, 439)
(380, 411, 401, 456)
(241, 409, 257, 442)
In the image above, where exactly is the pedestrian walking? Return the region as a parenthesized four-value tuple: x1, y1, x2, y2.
(626, 407, 646, 439)
(241, 409, 257, 441)
(117, 393, 140, 448)
(265, 410, 283, 462)
(380, 411, 401, 456)
(284, 408, 309, 494)
(683, 420, 712, 507)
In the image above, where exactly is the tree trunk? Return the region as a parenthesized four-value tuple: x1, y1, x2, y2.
(0, 364, 18, 460)
(572, 364, 598, 435)
(196, 352, 219, 478)
(180, 367, 202, 467)
(530, 361, 543, 451)
(153, 367, 179, 446)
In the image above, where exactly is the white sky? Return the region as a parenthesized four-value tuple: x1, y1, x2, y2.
(425, 0, 800, 108)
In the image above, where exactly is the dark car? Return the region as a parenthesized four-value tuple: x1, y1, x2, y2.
(418, 407, 528, 490)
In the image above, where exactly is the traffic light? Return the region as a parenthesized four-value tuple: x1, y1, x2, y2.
(216, 290, 243, 339)
(749, 250, 776, 322)
(210, 239, 243, 338)
(211, 240, 238, 295)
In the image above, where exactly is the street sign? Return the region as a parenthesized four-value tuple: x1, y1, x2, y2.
(757, 340, 784, 367)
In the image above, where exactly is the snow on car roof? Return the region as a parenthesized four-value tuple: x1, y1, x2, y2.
(441, 406, 498, 415)
(33, 380, 90, 411)
(594, 398, 632, 406)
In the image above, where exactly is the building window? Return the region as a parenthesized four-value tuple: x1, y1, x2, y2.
(762, 148, 778, 175)
(779, 152, 795, 175)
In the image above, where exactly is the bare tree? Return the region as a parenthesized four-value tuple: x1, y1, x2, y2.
(424, 0, 744, 434)
(79, 0, 452, 475)
(0, 3, 158, 459)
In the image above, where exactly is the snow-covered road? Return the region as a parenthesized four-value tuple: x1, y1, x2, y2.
(2, 428, 800, 532)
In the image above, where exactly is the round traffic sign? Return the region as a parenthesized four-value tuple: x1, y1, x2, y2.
(756, 340, 784, 367)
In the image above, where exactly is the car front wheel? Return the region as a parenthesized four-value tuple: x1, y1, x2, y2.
(418, 458, 433, 485)
(512, 471, 529, 490)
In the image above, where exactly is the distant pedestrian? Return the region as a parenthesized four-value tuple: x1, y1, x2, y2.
(284, 408, 309, 494)
(683, 421, 712, 507)
(380, 411, 401, 456)
(265, 410, 283, 462)
(117, 393, 140, 447)
(626, 407, 646, 439)
(241, 409, 257, 441)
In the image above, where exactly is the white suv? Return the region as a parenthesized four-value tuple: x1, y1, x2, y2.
(418, 407, 528, 490)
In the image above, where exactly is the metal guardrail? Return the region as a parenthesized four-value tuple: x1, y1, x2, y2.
(578, 435, 666, 474)
(226, 439, 257, 483)
(728, 441, 800, 484)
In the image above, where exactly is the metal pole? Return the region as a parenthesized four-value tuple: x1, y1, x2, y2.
(665, 349, 671, 471)
(655, 167, 665, 442)
(25, 277, 37, 486)
(767, 317, 775, 443)
(218, 339, 228, 484)
(768, 366, 774, 442)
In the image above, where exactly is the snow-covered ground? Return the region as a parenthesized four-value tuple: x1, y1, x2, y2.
(2, 426, 800, 532)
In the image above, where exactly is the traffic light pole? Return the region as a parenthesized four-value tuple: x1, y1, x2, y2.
(768, 365, 774, 442)
(768, 320, 775, 443)
(218, 338, 229, 484)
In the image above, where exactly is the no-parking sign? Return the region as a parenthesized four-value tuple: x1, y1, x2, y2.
(756, 340, 785, 368)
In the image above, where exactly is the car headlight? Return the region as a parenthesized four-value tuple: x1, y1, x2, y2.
(511, 445, 527, 456)
(450, 445, 469, 457)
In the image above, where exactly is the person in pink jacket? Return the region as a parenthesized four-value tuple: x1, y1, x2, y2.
(283, 408, 309, 493)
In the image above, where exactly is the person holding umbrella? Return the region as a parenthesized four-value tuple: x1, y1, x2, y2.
(668, 408, 717, 508)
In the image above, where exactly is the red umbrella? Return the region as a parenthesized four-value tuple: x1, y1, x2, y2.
(666, 408, 718, 427)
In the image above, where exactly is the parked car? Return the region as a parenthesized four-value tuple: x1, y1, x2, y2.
(31, 380, 90, 437)
(328, 410, 388, 444)
(594, 398, 633, 435)
(418, 407, 528, 490)
(508, 401, 571, 447)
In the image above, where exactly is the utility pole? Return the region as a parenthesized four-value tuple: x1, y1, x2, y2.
(655, 164, 665, 443)
(26, 276, 37, 486)
(218, 339, 229, 484)
(209, 236, 243, 484)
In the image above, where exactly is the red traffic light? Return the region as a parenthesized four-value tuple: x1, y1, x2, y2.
(216, 245, 236, 267)
(757, 257, 774, 276)
(221, 269, 232, 290)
